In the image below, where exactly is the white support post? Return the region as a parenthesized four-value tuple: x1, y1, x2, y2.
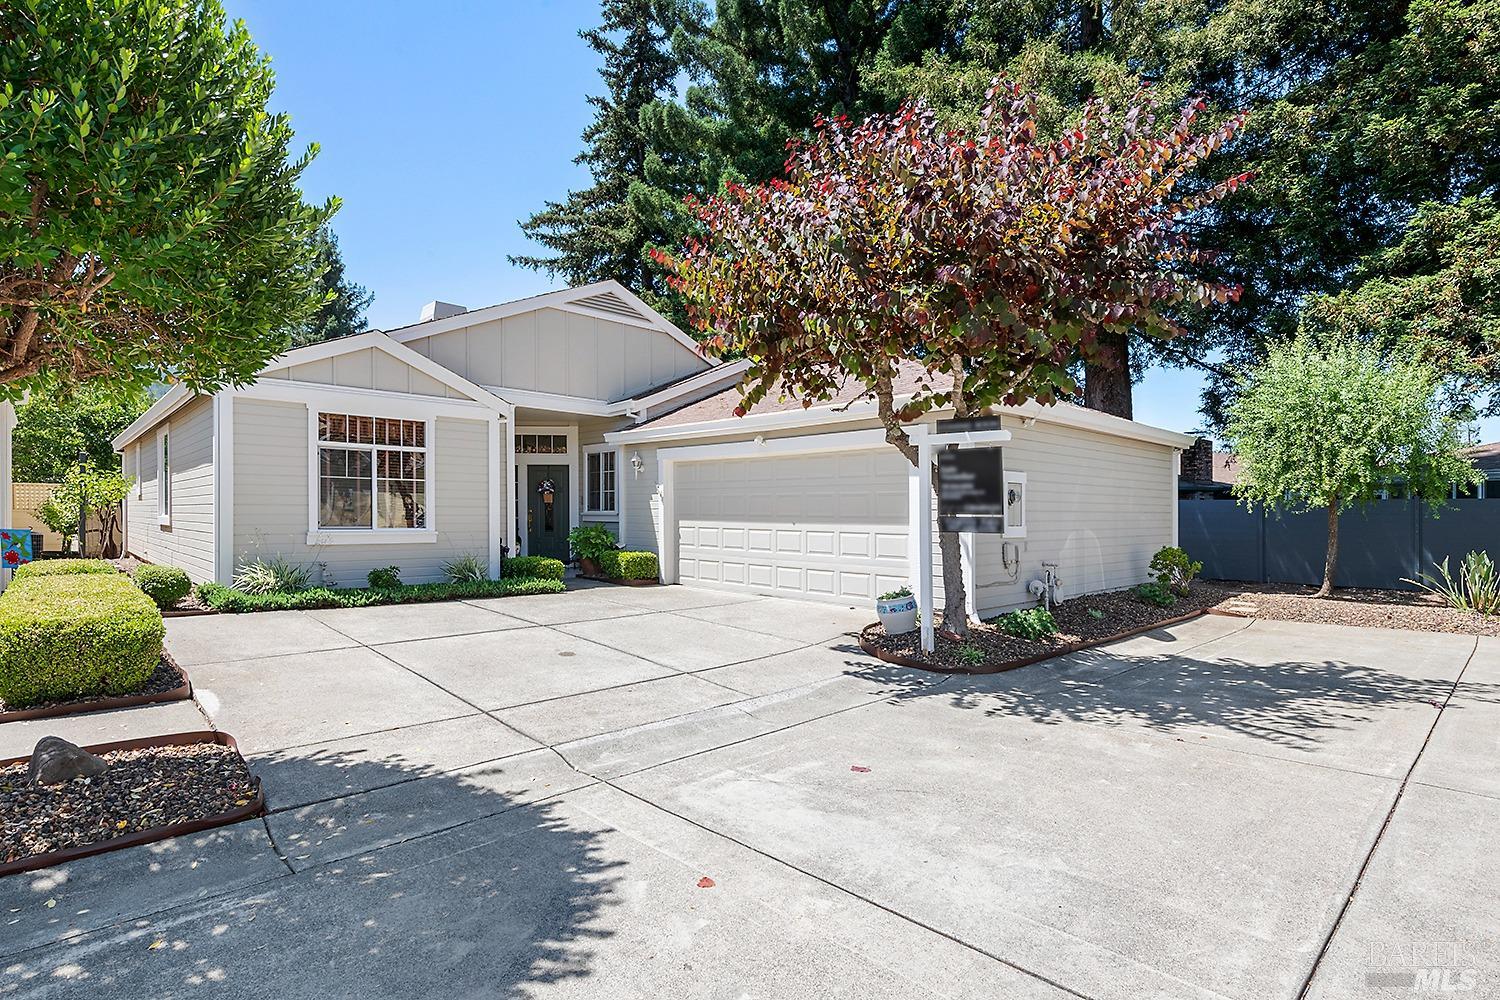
(917, 437, 935, 654)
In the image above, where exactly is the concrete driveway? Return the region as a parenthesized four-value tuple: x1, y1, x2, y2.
(1, 585, 1494, 999)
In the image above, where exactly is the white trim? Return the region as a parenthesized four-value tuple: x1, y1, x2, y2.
(213, 394, 236, 585)
(243, 380, 493, 419)
(261, 331, 509, 412)
(487, 415, 502, 578)
(505, 410, 517, 558)
(155, 427, 171, 527)
(1171, 450, 1181, 547)
(514, 424, 579, 557)
(113, 384, 192, 451)
(486, 387, 626, 418)
(306, 406, 437, 539)
(1003, 470, 1028, 539)
(629, 359, 751, 414)
(385, 279, 707, 356)
(609, 395, 1194, 451)
(582, 443, 620, 516)
(307, 529, 438, 546)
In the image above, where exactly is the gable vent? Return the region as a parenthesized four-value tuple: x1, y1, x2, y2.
(571, 290, 648, 323)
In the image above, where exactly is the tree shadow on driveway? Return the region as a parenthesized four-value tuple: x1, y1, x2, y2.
(2, 748, 623, 999)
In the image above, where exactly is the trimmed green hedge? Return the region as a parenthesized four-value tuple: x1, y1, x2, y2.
(132, 565, 192, 609)
(195, 575, 566, 613)
(0, 573, 164, 708)
(502, 556, 566, 581)
(600, 550, 659, 580)
(12, 558, 116, 583)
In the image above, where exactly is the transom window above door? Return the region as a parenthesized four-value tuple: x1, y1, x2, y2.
(318, 413, 429, 530)
(516, 433, 568, 455)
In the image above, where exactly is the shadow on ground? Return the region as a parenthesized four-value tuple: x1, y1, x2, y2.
(2, 748, 622, 999)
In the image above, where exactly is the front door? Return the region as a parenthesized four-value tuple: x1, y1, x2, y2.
(526, 464, 570, 560)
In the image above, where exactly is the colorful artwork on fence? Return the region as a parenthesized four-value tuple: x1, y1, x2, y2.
(0, 530, 34, 568)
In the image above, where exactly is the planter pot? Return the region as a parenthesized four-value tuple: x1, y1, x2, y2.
(875, 593, 918, 635)
(578, 556, 603, 577)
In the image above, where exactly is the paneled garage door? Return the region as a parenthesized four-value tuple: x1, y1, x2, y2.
(675, 449, 909, 603)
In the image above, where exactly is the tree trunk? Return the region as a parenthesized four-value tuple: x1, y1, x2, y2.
(938, 528, 966, 637)
(1084, 330, 1133, 419)
(1315, 499, 1339, 598)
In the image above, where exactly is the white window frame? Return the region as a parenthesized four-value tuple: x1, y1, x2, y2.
(1003, 470, 1027, 538)
(155, 428, 171, 526)
(583, 444, 620, 516)
(306, 409, 438, 545)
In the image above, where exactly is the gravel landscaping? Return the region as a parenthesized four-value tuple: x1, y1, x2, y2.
(0, 742, 257, 866)
(0, 656, 187, 719)
(865, 580, 1495, 671)
(1197, 581, 1500, 636)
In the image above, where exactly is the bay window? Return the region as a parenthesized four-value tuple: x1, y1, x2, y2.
(317, 412, 429, 530)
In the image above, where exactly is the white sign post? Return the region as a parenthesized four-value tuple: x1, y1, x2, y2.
(908, 421, 1012, 653)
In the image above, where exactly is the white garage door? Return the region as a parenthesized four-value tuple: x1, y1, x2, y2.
(675, 448, 909, 603)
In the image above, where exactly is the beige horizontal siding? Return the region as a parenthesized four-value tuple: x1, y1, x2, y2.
(124, 394, 216, 583)
(232, 398, 497, 586)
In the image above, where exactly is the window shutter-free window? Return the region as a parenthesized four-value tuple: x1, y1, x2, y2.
(586, 449, 617, 514)
(317, 414, 429, 530)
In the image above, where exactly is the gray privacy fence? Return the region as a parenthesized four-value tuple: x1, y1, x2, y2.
(1179, 499, 1500, 589)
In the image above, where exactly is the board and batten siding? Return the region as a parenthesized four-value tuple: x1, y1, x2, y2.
(267, 347, 466, 398)
(231, 398, 496, 586)
(123, 394, 216, 583)
(617, 411, 1177, 612)
(404, 307, 708, 402)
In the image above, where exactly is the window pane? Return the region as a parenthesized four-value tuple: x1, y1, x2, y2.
(376, 479, 426, 528)
(319, 447, 372, 527)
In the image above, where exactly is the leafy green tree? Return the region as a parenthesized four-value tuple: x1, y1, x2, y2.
(1224, 335, 1483, 598)
(512, 0, 681, 310)
(656, 85, 1246, 633)
(291, 224, 373, 347)
(0, 0, 335, 395)
(12, 381, 151, 480)
(37, 465, 133, 557)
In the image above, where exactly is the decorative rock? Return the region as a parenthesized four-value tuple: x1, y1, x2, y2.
(27, 737, 108, 786)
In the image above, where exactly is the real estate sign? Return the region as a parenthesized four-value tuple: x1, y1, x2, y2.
(937, 446, 1005, 534)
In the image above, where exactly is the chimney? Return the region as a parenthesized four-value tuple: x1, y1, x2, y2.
(419, 301, 466, 323)
(1181, 437, 1215, 483)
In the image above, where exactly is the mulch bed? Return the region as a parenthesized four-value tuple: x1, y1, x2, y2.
(0, 655, 190, 723)
(1, 739, 259, 871)
(863, 580, 1496, 672)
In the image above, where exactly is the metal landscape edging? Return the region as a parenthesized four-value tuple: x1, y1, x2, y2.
(0, 652, 192, 725)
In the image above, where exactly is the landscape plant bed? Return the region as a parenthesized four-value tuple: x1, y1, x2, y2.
(196, 575, 566, 613)
(0, 731, 262, 877)
(862, 583, 1230, 673)
(0, 653, 190, 724)
(1196, 581, 1500, 637)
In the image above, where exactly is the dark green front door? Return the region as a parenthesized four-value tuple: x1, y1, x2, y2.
(526, 464, 570, 560)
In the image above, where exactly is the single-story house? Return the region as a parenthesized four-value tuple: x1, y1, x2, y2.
(112, 280, 1194, 615)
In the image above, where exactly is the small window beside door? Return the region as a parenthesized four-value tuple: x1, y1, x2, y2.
(585, 448, 617, 514)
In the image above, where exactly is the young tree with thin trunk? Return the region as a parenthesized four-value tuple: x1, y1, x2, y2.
(655, 82, 1248, 633)
(1224, 335, 1482, 597)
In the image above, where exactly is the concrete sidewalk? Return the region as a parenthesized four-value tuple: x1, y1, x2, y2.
(1, 588, 1493, 999)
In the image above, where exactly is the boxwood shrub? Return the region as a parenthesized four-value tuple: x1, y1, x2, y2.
(196, 575, 566, 613)
(502, 556, 565, 581)
(599, 550, 659, 580)
(132, 564, 192, 609)
(12, 558, 116, 583)
(0, 573, 164, 708)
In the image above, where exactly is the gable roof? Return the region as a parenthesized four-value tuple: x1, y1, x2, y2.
(383, 279, 708, 356)
(112, 331, 511, 450)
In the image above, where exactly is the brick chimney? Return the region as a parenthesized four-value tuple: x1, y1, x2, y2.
(1181, 437, 1215, 483)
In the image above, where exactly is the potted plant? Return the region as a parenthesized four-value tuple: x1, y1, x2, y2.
(875, 586, 918, 635)
(568, 524, 618, 577)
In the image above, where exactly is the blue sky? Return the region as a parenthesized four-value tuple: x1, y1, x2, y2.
(225, 1, 1494, 442)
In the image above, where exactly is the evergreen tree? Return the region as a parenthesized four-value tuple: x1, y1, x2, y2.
(291, 223, 373, 346)
(512, 0, 680, 310)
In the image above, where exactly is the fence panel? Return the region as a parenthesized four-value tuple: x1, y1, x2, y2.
(1179, 499, 1497, 589)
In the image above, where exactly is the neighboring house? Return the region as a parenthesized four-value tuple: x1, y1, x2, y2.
(112, 280, 1195, 615)
(1177, 437, 1237, 499)
(1458, 441, 1500, 499)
